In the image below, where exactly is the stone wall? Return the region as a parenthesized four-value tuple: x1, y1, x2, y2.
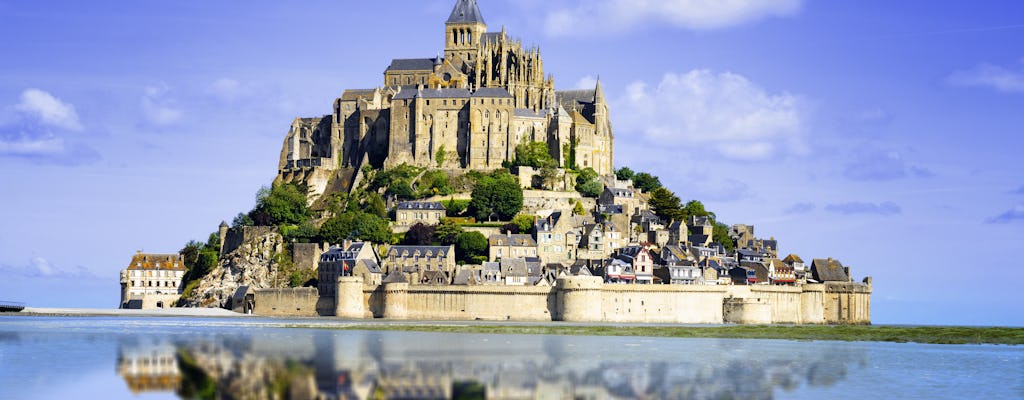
(222, 226, 278, 256)
(522, 190, 583, 214)
(291, 243, 328, 271)
(253, 288, 319, 317)
(262, 275, 871, 325)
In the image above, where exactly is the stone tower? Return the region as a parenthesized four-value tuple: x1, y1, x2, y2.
(444, 0, 487, 70)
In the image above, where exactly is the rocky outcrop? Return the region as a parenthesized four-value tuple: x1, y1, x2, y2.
(181, 228, 285, 308)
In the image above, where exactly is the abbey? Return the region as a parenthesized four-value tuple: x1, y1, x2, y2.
(278, 0, 613, 192)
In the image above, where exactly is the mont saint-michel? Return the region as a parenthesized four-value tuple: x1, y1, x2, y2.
(117, 0, 871, 324)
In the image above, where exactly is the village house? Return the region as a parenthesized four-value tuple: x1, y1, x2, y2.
(616, 245, 655, 284)
(810, 258, 852, 283)
(604, 258, 635, 284)
(500, 258, 529, 285)
(534, 211, 578, 264)
(578, 223, 623, 260)
(767, 259, 796, 285)
(667, 220, 688, 247)
(782, 254, 808, 284)
(384, 245, 456, 283)
(395, 201, 446, 227)
(119, 252, 187, 309)
(660, 245, 701, 285)
(599, 186, 642, 217)
(318, 242, 382, 298)
(489, 233, 538, 261)
(698, 258, 729, 285)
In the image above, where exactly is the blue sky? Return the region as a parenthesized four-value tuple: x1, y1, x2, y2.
(1, 0, 1021, 326)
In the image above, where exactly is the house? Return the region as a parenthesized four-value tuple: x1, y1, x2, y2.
(783, 254, 808, 283)
(420, 270, 450, 285)
(616, 246, 655, 284)
(737, 249, 765, 264)
(500, 258, 529, 285)
(604, 258, 635, 284)
(729, 266, 757, 285)
(489, 233, 538, 261)
(119, 252, 187, 309)
(534, 211, 578, 264)
(318, 242, 382, 297)
(660, 245, 700, 284)
(767, 259, 796, 285)
(698, 258, 729, 285)
(524, 257, 545, 285)
(599, 186, 641, 216)
(742, 261, 770, 284)
(688, 234, 711, 247)
(384, 245, 456, 283)
(646, 229, 670, 248)
(810, 258, 851, 282)
(729, 224, 756, 249)
(667, 220, 689, 247)
(452, 267, 482, 286)
(578, 223, 623, 260)
(481, 262, 502, 284)
(688, 215, 713, 236)
(394, 201, 446, 227)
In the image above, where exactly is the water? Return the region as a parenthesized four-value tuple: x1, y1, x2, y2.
(0, 317, 1020, 399)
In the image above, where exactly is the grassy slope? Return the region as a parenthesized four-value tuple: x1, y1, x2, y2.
(294, 324, 1024, 345)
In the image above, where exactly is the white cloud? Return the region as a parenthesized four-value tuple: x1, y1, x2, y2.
(545, 0, 803, 36)
(615, 69, 807, 161)
(141, 84, 184, 126)
(30, 257, 54, 276)
(948, 61, 1024, 93)
(207, 78, 254, 102)
(575, 75, 598, 90)
(0, 135, 66, 157)
(15, 89, 83, 131)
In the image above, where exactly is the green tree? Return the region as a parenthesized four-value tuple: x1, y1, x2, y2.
(435, 218, 464, 245)
(537, 166, 560, 190)
(512, 214, 535, 233)
(468, 171, 523, 221)
(574, 167, 602, 197)
(403, 223, 437, 245)
(572, 200, 586, 216)
(365, 192, 387, 219)
(180, 233, 221, 285)
(649, 187, 685, 222)
(684, 200, 712, 219)
(615, 167, 635, 181)
(713, 222, 735, 253)
(632, 172, 662, 193)
(454, 231, 488, 263)
(249, 183, 310, 226)
(515, 141, 556, 168)
(231, 212, 253, 228)
(320, 212, 393, 244)
(435, 144, 447, 168)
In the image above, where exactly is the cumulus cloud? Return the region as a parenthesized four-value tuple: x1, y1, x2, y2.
(575, 75, 598, 90)
(843, 145, 932, 181)
(0, 89, 100, 165)
(15, 89, 83, 131)
(987, 204, 1024, 224)
(141, 84, 184, 126)
(544, 0, 803, 36)
(824, 201, 902, 216)
(615, 70, 807, 161)
(207, 78, 256, 103)
(784, 202, 816, 214)
(948, 60, 1024, 93)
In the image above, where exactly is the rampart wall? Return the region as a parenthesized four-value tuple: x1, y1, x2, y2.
(252, 277, 871, 325)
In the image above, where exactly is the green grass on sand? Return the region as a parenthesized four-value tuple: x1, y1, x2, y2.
(292, 324, 1024, 345)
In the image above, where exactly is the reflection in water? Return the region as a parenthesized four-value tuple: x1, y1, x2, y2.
(115, 330, 867, 400)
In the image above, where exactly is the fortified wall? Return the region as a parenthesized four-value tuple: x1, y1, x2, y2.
(295, 276, 872, 324)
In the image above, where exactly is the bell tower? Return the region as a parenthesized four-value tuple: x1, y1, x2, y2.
(444, 0, 487, 68)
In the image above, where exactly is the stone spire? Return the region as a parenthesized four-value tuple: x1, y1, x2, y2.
(447, 0, 485, 25)
(594, 76, 606, 104)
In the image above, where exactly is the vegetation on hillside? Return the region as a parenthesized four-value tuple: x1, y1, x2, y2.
(468, 170, 523, 221)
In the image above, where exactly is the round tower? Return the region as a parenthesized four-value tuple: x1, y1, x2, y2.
(556, 276, 603, 322)
(335, 276, 366, 319)
(382, 282, 409, 319)
(218, 221, 229, 255)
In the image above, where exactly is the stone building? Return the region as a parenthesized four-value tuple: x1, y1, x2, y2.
(318, 242, 380, 300)
(395, 201, 446, 227)
(276, 0, 615, 200)
(119, 252, 186, 309)
(384, 245, 457, 283)
(488, 233, 538, 261)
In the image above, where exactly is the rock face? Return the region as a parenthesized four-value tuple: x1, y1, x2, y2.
(182, 229, 284, 308)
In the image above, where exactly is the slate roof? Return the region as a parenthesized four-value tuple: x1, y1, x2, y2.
(605, 187, 634, 198)
(382, 270, 408, 284)
(472, 87, 513, 98)
(536, 211, 562, 232)
(501, 258, 528, 277)
(481, 32, 502, 43)
(489, 234, 536, 247)
(359, 259, 383, 274)
(688, 234, 710, 245)
(599, 204, 623, 214)
(387, 246, 452, 258)
(395, 87, 472, 100)
(513, 108, 546, 118)
(397, 201, 445, 210)
(811, 258, 850, 282)
(661, 245, 688, 263)
(387, 58, 437, 71)
(447, 0, 485, 24)
(556, 90, 595, 107)
(737, 249, 763, 258)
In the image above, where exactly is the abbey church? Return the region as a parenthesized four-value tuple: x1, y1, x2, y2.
(278, 0, 614, 194)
